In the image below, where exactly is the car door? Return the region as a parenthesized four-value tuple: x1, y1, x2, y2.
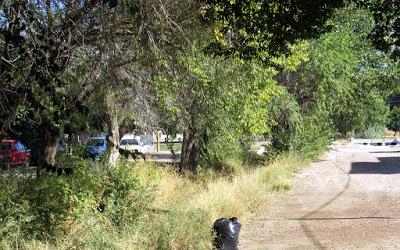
(15, 141, 27, 165)
(15, 142, 23, 164)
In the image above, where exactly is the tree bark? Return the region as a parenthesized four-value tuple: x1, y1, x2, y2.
(105, 92, 120, 167)
(33, 125, 61, 177)
(179, 126, 199, 173)
(43, 128, 60, 166)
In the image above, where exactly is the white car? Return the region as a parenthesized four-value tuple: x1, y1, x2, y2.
(119, 134, 144, 153)
(119, 134, 154, 154)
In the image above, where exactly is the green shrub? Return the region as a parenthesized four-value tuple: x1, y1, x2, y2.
(357, 126, 385, 139)
(102, 163, 155, 228)
(19, 160, 102, 239)
(0, 178, 33, 247)
(0, 158, 156, 248)
(292, 112, 333, 159)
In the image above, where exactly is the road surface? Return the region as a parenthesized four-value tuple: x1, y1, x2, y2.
(239, 143, 400, 249)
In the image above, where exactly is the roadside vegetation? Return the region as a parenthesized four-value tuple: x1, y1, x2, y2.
(1, 1, 400, 249)
(1, 151, 310, 249)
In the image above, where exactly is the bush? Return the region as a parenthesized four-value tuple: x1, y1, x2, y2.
(266, 93, 333, 160)
(0, 178, 33, 247)
(18, 160, 102, 239)
(291, 112, 333, 159)
(0, 159, 156, 247)
(357, 126, 385, 139)
(102, 162, 155, 228)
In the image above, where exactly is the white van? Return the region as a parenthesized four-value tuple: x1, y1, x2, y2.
(119, 134, 154, 154)
(119, 134, 144, 153)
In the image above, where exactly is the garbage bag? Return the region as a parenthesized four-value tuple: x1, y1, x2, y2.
(213, 217, 241, 250)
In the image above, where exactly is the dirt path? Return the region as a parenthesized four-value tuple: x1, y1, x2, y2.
(239, 144, 400, 249)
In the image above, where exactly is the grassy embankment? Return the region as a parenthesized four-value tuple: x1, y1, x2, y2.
(1, 152, 311, 249)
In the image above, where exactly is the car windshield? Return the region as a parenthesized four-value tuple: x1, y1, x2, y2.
(0, 142, 10, 150)
(88, 139, 105, 146)
(16, 142, 26, 151)
(120, 139, 139, 145)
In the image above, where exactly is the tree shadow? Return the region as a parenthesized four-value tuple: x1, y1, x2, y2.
(350, 157, 400, 174)
(299, 162, 351, 249)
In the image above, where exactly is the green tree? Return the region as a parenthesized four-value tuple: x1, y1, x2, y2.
(154, 51, 280, 172)
(200, 0, 345, 61)
(268, 5, 396, 154)
(201, 0, 400, 61)
(0, 1, 130, 166)
(0, 0, 204, 167)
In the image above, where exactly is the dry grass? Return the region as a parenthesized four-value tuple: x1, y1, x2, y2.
(332, 139, 350, 145)
(13, 152, 310, 249)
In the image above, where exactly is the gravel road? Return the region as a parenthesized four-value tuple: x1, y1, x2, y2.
(239, 144, 400, 249)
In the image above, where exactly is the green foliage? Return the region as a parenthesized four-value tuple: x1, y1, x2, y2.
(17, 161, 102, 239)
(389, 107, 400, 132)
(266, 92, 333, 159)
(358, 0, 400, 59)
(0, 160, 155, 246)
(154, 49, 281, 166)
(0, 179, 33, 246)
(357, 126, 385, 139)
(291, 111, 334, 159)
(201, 0, 344, 60)
(266, 5, 394, 155)
(102, 162, 155, 228)
(266, 92, 302, 153)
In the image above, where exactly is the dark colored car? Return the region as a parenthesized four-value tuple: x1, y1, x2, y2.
(0, 140, 31, 169)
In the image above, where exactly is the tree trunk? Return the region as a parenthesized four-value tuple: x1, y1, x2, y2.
(43, 128, 60, 166)
(189, 140, 200, 170)
(105, 92, 120, 167)
(179, 126, 199, 173)
(33, 125, 61, 177)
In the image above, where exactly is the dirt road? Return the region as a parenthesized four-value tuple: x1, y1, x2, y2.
(239, 144, 400, 249)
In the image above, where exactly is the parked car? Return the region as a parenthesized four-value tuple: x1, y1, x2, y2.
(119, 134, 144, 153)
(119, 134, 154, 159)
(85, 136, 107, 159)
(140, 136, 155, 154)
(57, 143, 65, 153)
(0, 140, 31, 169)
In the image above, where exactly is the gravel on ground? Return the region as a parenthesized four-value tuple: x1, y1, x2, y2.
(239, 144, 400, 249)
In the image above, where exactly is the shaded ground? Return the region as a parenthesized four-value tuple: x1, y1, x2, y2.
(239, 144, 400, 249)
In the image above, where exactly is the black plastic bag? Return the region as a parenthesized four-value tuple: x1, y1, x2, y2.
(213, 217, 241, 249)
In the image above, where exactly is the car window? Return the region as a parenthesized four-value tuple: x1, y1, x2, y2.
(120, 139, 139, 145)
(0, 142, 10, 150)
(16, 142, 26, 151)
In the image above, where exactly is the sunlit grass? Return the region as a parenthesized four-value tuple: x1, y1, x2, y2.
(4, 152, 310, 249)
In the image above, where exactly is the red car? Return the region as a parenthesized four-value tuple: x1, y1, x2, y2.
(0, 140, 31, 169)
